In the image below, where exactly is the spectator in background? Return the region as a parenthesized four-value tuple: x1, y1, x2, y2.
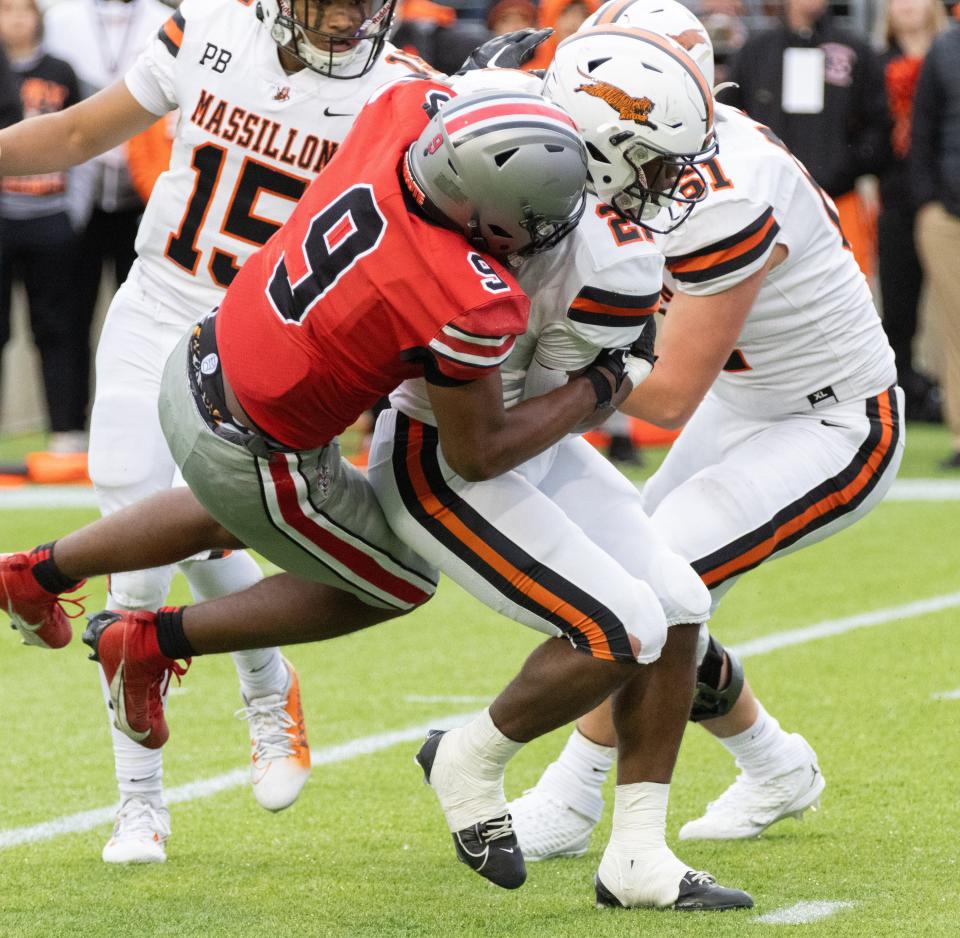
(487, 0, 537, 35)
(523, 0, 599, 71)
(41, 0, 168, 449)
(725, 0, 891, 280)
(913, 8, 960, 469)
(0, 0, 88, 452)
(875, 0, 947, 422)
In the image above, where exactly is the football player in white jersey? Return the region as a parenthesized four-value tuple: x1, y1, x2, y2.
(507, 0, 903, 860)
(0, 0, 433, 863)
(367, 27, 754, 911)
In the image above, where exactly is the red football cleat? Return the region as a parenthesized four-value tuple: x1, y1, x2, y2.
(83, 611, 188, 750)
(0, 550, 86, 649)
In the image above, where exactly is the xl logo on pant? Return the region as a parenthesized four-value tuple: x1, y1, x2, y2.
(200, 43, 233, 73)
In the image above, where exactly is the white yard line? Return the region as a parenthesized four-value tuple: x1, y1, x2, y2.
(0, 711, 475, 850)
(754, 901, 856, 925)
(731, 592, 960, 659)
(3, 590, 960, 851)
(3, 478, 960, 510)
(932, 688, 960, 700)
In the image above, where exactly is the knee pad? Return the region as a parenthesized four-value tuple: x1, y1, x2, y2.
(689, 635, 744, 722)
(107, 566, 176, 611)
(651, 549, 711, 626)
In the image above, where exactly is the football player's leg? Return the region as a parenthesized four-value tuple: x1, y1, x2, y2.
(512, 440, 749, 908)
(88, 284, 217, 863)
(510, 437, 711, 861)
(653, 390, 904, 839)
(370, 409, 668, 889)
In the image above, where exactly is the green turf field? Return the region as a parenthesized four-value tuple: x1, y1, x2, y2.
(1, 426, 959, 937)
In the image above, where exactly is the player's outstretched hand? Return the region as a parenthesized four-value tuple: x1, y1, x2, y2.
(457, 28, 554, 74)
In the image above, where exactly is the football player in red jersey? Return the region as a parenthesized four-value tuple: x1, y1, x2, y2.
(1, 81, 669, 889)
(0, 0, 441, 862)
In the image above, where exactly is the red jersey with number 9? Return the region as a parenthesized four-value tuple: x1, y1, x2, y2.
(215, 78, 530, 450)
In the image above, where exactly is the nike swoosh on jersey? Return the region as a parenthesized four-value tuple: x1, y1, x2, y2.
(323, 106, 356, 117)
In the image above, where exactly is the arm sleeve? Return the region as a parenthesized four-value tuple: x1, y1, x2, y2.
(123, 7, 186, 115)
(425, 298, 527, 385)
(910, 43, 942, 207)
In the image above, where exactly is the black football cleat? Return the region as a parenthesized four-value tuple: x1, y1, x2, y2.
(595, 870, 754, 911)
(416, 729, 527, 890)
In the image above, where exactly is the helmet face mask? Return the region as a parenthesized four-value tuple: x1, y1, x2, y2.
(599, 131, 716, 232)
(405, 91, 589, 264)
(261, 0, 398, 78)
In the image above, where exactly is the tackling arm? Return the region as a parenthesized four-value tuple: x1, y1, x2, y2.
(620, 248, 782, 429)
(0, 79, 157, 176)
(427, 365, 623, 482)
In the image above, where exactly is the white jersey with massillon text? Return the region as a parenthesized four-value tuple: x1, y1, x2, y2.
(123, 0, 435, 318)
(389, 192, 665, 424)
(656, 103, 896, 417)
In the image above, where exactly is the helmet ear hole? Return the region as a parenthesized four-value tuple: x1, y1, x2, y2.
(494, 148, 519, 167)
(489, 224, 512, 237)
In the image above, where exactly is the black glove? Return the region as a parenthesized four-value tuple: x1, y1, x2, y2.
(581, 346, 631, 410)
(457, 28, 554, 74)
(624, 316, 657, 387)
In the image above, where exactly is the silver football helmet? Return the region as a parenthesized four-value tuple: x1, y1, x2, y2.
(404, 90, 589, 262)
(544, 24, 717, 232)
(256, 0, 398, 79)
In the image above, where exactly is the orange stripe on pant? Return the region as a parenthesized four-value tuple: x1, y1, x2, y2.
(402, 419, 616, 661)
(701, 393, 895, 587)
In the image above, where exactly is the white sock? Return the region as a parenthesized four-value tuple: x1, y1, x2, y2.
(718, 703, 798, 778)
(98, 666, 165, 808)
(598, 782, 688, 907)
(608, 781, 671, 853)
(536, 728, 614, 823)
(436, 709, 524, 831)
(180, 552, 289, 699)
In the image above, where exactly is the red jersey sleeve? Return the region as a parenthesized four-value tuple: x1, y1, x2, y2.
(425, 296, 529, 385)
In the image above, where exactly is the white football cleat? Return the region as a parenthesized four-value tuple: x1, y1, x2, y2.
(679, 735, 825, 841)
(102, 798, 170, 864)
(509, 788, 596, 861)
(237, 658, 311, 812)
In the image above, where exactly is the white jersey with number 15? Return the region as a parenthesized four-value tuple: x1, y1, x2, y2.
(124, 0, 434, 319)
